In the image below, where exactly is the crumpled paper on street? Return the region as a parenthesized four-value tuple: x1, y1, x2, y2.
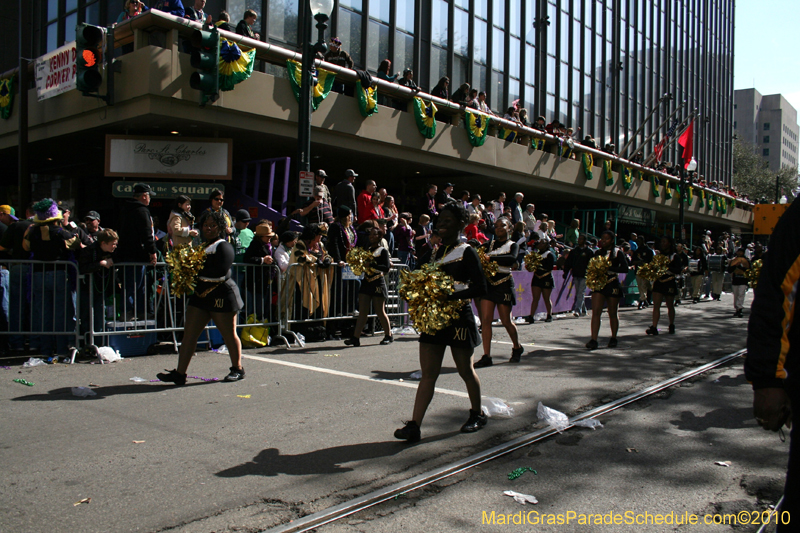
(573, 418, 603, 430)
(537, 402, 569, 433)
(503, 490, 538, 505)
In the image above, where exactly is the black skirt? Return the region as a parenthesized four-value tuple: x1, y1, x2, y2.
(359, 273, 388, 299)
(188, 278, 244, 313)
(532, 274, 555, 289)
(593, 278, 623, 299)
(484, 279, 516, 306)
(419, 302, 481, 349)
(652, 278, 678, 296)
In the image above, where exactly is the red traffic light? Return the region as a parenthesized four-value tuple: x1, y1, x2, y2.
(83, 49, 97, 68)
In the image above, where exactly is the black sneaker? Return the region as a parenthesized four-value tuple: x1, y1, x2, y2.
(646, 326, 659, 336)
(524, 315, 535, 324)
(509, 346, 524, 363)
(394, 421, 421, 443)
(380, 336, 394, 345)
(585, 339, 598, 350)
(344, 337, 361, 347)
(668, 324, 675, 334)
(607, 338, 618, 348)
(461, 409, 488, 433)
(157, 369, 187, 385)
(223, 366, 245, 382)
(545, 315, 553, 323)
(693, 298, 700, 304)
(637, 301, 644, 310)
(474, 355, 493, 368)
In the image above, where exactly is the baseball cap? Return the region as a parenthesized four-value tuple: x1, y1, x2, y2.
(234, 209, 252, 222)
(0, 205, 18, 221)
(84, 211, 101, 221)
(317, 169, 327, 178)
(345, 169, 358, 178)
(133, 183, 156, 196)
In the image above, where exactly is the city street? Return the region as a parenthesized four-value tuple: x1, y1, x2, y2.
(0, 292, 788, 533)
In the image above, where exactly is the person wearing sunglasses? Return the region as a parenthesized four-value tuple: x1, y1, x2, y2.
(197, 188, 234, 241)
(117, 0, 148, 22)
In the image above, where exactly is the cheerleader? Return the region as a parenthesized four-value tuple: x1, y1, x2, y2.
(157, 211, 245, 384)
(395, 202, 488, 443)
(344, 227, 393, 346)
(586, 230, 629, 350)
(474, 217, 523, 367)
(646, 236, 682, 335)
(525, 238, 556, 323)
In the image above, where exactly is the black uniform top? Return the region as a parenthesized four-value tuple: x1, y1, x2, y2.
(192, 239, 235, 296)
(564, 245, 594, 278)
(116, 199, 156, 262)
(689, 254, 708, 275)
(24, 223, 79, 271)
(79, 241, 114, 275)
(594, 246, 629, 279)
(483, 238, 518, 284)
(364, 246, 391, 282)
(534, 249, 556, 277)
(728, 256, 751, 285)
(631, 245, 655, 269)
(654, 252, 684, 283)
(0, 219, 34, 260)
(432, 243, 487, 301)
(675, 251, 691, 273)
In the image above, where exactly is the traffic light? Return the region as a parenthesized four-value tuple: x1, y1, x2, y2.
(76, 23, 105, 94)
(190, 27, 220, 106)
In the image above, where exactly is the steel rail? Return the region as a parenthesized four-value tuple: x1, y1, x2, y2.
(265, 348, 747, 533)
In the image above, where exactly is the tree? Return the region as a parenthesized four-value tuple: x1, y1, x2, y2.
(733, 137, 798, 203)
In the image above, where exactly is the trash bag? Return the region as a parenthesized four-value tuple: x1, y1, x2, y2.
(481, 397, 515, 418)
(98, 347, 122, 363)
(22, 358, 47, 368)
(573, 418, 603, 430)
(537, 401, 569, 433)
(241, 314, 270, 348)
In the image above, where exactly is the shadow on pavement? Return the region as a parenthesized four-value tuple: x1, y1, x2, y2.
(9, 381, 215, 401)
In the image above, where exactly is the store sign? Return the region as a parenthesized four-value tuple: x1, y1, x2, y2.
(112, 181, 225, 199)
(105, 135, 232, 180)
(298, 171, 315, 197)
(617, 204, 656, 227)
(35, 42, 77, 101)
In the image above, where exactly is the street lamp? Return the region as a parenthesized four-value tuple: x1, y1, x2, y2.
(297, 0, 334, 179)
(679, 157, 698, 243)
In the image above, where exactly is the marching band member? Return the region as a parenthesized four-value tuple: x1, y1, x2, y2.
(688, 246, 709, 304)
(729, 247, 751, 318)
(707, 246, 728, 301)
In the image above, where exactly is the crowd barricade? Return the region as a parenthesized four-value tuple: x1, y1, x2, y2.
(281, 263, 409, 339)
(1, 260, 82, 360)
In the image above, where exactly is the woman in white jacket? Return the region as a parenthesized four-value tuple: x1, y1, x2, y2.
(167, 195, 198, 247)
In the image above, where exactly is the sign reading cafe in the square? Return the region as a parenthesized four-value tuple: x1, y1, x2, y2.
(105, 135, 232, 180)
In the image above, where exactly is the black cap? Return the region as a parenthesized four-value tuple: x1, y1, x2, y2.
(280, 231, 297, 244)
(317, 169, 327, 178)
(133, 183, 155, 196)
(234, 209, 251, 222)
(444, 182, 454, 188)
(59, 203, 72, 213)
(337, 205, 352, 219)
(84, 211, 101, 221)
(345, 169, 358, 178)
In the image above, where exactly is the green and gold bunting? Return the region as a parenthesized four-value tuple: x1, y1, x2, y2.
(0, 76, 13, 120)
(664, 180, 673, 199)
(357, 80, 378, 117)
(498, 127, 517, 142)
(602, 160, 614, 186)
(413, 97, 437, 138)
(621, 167, 633, 189)
(581, 153, 594, 180)
(706, 192, 713, 209)
(728, 198, 734, 211)
(687, 186, 694, 206)
(649, 175, 660, 198)
(286, 59, 336, 111)
(465, 109, 489, 147)
(634, 168, 642, 180)
(720, 195, 727, 214)
(531, 138, 546, 150)
(219, 39, 256, 91)
(561, 142, 573, 159)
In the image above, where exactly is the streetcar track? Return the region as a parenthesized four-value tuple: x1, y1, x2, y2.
(265, 348, 747, 533)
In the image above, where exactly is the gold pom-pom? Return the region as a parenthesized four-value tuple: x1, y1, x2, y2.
(346, 247, 376, 276)
(585, 255, 612, 291)
(478, 248, 499, 278)
(524, 250, 543, 272)
(398, 263, 465, 335)
(747, 259, 763, 289)
(165, 244, 207, 297)
(637, 254, 670, 282)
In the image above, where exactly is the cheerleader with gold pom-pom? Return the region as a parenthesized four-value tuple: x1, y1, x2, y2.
(585, 230, 629, 350)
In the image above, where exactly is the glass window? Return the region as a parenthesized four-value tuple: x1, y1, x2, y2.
(65, 12, 77, 42)
(573, 18, 581, 65)
(560, 11, 569, 55)
(48, 0, 58, 21)
(763, 136, 769, 143)
(559, 99, 568, 125)
(490, 70, 505, 111)
(493, 27, 505, 69)
(559, 61, 568, 96)
(268, 0, 299, 45)
(546, 55, 556, 94)
(431, 0, 448, 47)
(396, 0, 415, 33)
(86, 1, 100, 25)
(584, 74, 591, 109)
(473, 64, 487, 92)
(509, 36, 520, 77)
(584, 27, 592, 68)
(369, 0, 390, 22)
(763, 149, 769, 156)
(525, 84, 535, 117)
(546, 94, 556, 121)
(453, 56, 468, 89)
(340, 0, 362, 11)
(476, 0, 488, 20)
(509, 0, 520, 36)
(454, 8, 469, 56)
(509, 79, 520, 109)
(46, 22, 57, 52)
(493, 0, 505, 29)
(764, 123, 770, 130)
(454, 0, 469, 9)
(547, 2, 557, 53)
(474, 19, 487, 64)
(572, 68, 581, 104)
(367, 21, 390, 72)
(338, 8, 363, 67)
(430, 46, 448, 90)
(66, 0, 78, 12)
(525, 44, 535, 82)
(395, 31, 414, 72)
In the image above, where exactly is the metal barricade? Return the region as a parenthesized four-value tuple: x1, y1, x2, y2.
(282, 263, 409, 339)
(1, 259, 81, 360)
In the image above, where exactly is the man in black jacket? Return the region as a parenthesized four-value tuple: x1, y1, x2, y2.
(745, 199, 800, 529)
(117, 183, 157, 319)
(332, 169, 358, 216)
(236, 9, 259, 40)
(632, 236, 655, 309)
(564, 234, 593, 316)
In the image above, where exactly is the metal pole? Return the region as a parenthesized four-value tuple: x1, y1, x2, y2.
(296, 0, 313, 179)
(775, 174, 780, 203)
(18, 0, 30, 208)
(639, 104, 687, 166)
(619, 93, 673, 157)
(679, 169, 686, 242)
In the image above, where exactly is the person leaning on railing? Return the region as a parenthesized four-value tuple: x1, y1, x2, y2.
(79, 229, 119, 335)
(242, 221, 275, 321)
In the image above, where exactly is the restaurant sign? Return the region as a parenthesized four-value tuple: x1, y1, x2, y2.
(112, 181, 225, 199)
(105, 135, 232, 180)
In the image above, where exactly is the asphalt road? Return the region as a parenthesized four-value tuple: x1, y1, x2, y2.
(1, 292, 783, 533)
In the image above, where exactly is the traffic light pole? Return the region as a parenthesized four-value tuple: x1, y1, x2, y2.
(296, 5, 329, 182)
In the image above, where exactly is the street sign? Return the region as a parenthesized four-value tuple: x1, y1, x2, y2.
(753, 203, 789, 235)
(299, 171, 315, 197)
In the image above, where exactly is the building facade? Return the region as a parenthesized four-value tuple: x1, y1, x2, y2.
(733, 88, 799, 172)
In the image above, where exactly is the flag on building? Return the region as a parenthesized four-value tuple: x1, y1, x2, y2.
(678, 119, 695, 169)
(413, 97, 437, 138)
(0, 77, 13, 120)
(219, 39, 256, 91)
(653, 137, 666, 163)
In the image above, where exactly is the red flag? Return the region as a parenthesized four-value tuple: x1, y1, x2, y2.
(678, 120, 694, 169)
(653, 137, 666, 163)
